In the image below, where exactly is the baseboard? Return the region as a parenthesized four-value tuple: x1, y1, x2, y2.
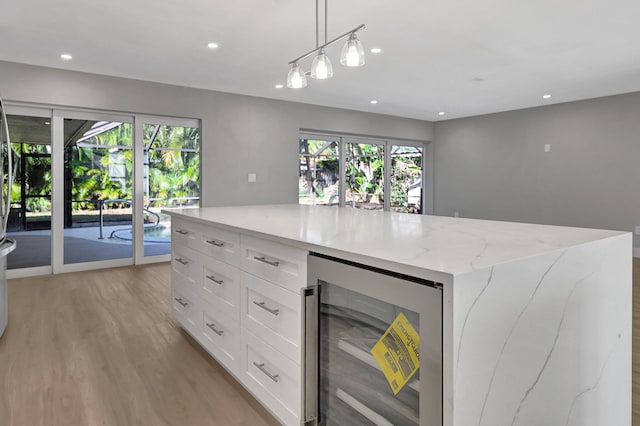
(634, 248, 640, 258)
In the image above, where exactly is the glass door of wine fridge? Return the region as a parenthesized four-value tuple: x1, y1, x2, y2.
(304, 253, 442, 426)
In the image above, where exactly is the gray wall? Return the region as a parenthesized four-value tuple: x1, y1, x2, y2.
(434, 92, 640, 249)
(0, 61, 432, 207)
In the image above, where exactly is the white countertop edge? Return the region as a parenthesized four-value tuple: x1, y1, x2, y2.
(165, 208, 454, 283)
(163, 207, 631, 281)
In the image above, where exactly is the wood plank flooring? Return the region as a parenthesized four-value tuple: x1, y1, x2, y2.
(0, 263, 278, 426)
(1, 259, 639, 425)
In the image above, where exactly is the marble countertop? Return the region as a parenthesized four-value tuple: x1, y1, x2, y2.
(165, 204, 627, 278)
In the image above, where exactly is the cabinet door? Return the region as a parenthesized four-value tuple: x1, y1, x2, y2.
(241, 328, 300, 426)
(306, 254, 442, 426)
(240, 235, 307, 292)
(241, 272, 301, 363)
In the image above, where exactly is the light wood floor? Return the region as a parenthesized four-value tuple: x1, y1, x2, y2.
(0, 263, 278, 426)
(1, 260, 639, 425)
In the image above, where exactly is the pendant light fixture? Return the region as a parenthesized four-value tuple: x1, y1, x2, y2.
(310, 49, 333, 79)
(340, 32, 365, 67)
(286, 0, 365, 88)
(287, 62, 308, 88)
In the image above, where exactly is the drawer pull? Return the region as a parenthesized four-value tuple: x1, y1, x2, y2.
(206, 322, 224, 336)
(253, 362, 279, 383)
(253, 256, 280, 268)
(174, 229, 189, 235)
(205, 275, 224, 285)
(175, 258, 189, 266)
(174, 297, 188, 307)
(253, 301, 280, 316)
(205, 239, 225, 247)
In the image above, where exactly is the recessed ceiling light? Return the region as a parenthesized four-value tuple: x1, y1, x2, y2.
(471, 77, 485, 82)
(543, 93, 552, 99)
(370, 48, 382, 54)
(207, 42, 219, 49)
(45, 121, 51, 125)
(370, 100, 378, 104)
(438, 112, 445, 116)
(275, 84, 284, 89)
(60, 53, 72, 60)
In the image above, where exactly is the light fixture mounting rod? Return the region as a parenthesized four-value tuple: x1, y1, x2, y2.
(288, 24, 365, 65)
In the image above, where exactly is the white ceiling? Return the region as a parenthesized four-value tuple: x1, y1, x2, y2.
(1, 0, 640, 121)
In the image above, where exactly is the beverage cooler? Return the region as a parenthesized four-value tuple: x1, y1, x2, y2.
(303, 253, 443, 426)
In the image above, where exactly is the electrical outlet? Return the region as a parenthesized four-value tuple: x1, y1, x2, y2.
(544, 144, 551, 153)
(454, 211, 459, 217)
(247, 173, 257, 183)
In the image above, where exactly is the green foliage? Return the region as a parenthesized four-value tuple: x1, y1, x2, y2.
(6, 122, 201, 215)
(345, 143, 385, 204)
(145, 125, 200, 208)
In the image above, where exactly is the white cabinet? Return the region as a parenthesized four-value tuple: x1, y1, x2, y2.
(241, 272, 302, 362)
(170, 218, 306, 426)
(241, 328, 301, 426)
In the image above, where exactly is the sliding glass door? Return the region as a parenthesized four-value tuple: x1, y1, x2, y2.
(4, 106, 53, 273)
(2, 106, 200, 277)
(134, 116, 201, 263)
(54, 111, 134, 271)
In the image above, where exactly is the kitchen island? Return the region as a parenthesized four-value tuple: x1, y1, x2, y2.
(165, 204, 630, 426)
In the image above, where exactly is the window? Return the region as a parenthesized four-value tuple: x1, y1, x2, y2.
(390, 145, 423, 213)
(345, 142, 385, 210)
(299, 138, 340, 206)
(298, 135, 425, 214)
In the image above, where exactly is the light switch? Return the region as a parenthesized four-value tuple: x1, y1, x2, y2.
(635, 226, 640, 235)
(247, 173, 257, 183)
(454, 211, 459, 217)
(544, 144, 551, 153)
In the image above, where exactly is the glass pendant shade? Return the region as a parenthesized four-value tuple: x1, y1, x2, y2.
(310, 49, 333, 79)
(340, 33, 365, 67)
(287, 63, 307, 88)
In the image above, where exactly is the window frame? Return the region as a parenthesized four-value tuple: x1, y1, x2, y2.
(298, 132, 429, 214)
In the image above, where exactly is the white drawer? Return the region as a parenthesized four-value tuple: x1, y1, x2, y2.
(199, 305, 240, 376)
(241, 272, 301, 363)
(241, 329, 300, 426)
(202, 258, 241, 318)
(171, 218, 198, 247)
(171, 284, 199, 334)
(240, 235, 307, 293)
(172, 245, 201, 288)
(195, 226, 241, 267)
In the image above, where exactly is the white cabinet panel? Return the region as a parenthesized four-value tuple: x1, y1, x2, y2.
(241, 272, 301, 363)
(171, 283, 199, 335)
(199, 305, 240, 375)
(201, 258, 241, 319)
(241, 329, 300, 426)
(195, 226, 241, 267)
(241, 235, 307, 293)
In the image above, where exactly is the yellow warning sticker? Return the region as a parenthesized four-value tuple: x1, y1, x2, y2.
(370, 312, 420, 395)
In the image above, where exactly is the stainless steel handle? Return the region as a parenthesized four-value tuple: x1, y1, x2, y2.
(174, 229, 189, 235)
(253, 256, 280, 268)
(253, 362, 279, 383)
(206, 322, 224, 336)
(175, 258, 189, 265)
(205, 239, 225, 247)
(174, 297, 188, 307)
(205, 275, 224, 285)
(303, 287, 318, 423)
(253, 301, 280, 316)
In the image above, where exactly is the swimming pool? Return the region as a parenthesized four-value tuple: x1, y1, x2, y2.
(110, 224, 171, 243)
